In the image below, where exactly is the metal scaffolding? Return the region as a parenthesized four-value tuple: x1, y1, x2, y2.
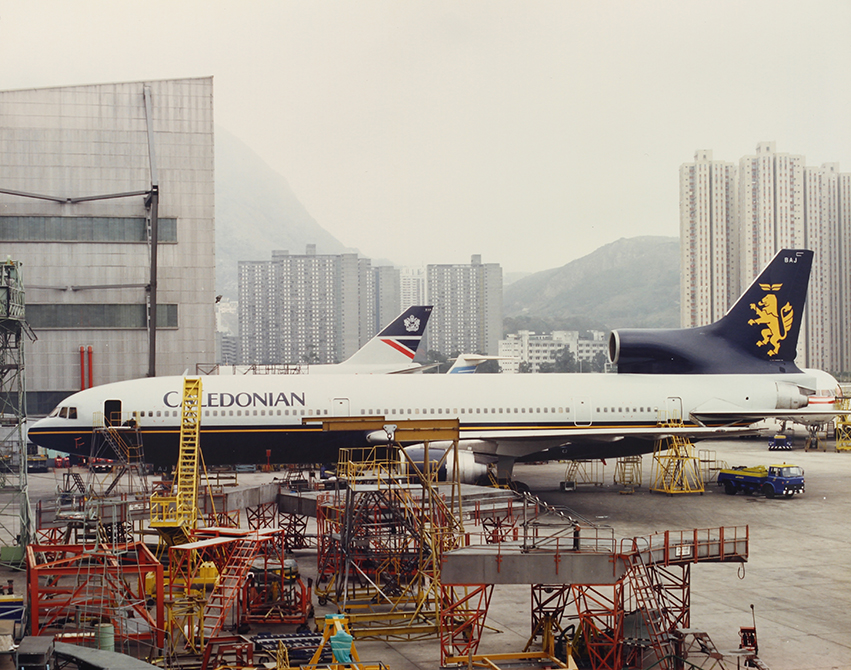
(835, 396, 851, 451)
(650, 422, 704, 495)
(0, 259, 36, 558)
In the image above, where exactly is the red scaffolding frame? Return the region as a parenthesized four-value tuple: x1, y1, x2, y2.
(26, 541, 164, 650)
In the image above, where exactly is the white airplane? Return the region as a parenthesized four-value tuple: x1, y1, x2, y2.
(28, 250, 843, 483)
(447, 354, 516, 374)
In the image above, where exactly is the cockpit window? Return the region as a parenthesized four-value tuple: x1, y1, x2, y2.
(68, 407, 77, 419)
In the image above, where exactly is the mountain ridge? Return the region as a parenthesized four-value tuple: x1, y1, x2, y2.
(503, 236, 680, 330)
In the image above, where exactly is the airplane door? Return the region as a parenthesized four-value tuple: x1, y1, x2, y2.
(666, 397, 683, 422)
(572, 397, 592, 426)
(333, 398, 350, 416)
(104, 399, 122, 426)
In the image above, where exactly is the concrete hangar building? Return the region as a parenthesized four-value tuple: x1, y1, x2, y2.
(0, 77, 216, 416)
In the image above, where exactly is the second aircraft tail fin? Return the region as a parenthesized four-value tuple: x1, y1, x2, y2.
(610, 249, 813, 374)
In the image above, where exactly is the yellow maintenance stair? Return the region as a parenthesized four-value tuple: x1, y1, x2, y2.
(150, 377, 202, 547)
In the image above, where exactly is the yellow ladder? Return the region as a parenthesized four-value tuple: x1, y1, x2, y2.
(150, 377, 202, 544)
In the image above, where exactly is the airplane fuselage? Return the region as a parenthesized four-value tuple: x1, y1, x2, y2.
(28, 371, 819, 467)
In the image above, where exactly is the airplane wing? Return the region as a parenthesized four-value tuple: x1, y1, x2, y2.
(691, 409, 848, 425)
(460, 424, 756, 443)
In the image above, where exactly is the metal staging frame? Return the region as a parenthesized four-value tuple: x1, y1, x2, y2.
(26, 541, 165, 652)
(650, 423, 705, 495)
(309, 418, 468, 641)
(836, 396, 851, 451)
(0, 259, 36, 555)
(440, 526, 749, 670)
(163, 527, 299, 658)
(87, 418, 150, 499)
(570, 527, 748, 670)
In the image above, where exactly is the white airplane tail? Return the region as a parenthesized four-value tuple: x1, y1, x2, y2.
(334, 305, 433, 372)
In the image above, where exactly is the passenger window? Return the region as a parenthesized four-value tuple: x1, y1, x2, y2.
(156, 411, 161, 417)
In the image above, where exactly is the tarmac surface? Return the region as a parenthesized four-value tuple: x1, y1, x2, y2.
(11, 432, 851, 669)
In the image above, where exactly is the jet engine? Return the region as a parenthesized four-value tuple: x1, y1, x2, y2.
(400, 443, 489, 484)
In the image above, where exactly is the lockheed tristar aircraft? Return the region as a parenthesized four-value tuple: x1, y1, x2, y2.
(28, 249, 843, 483)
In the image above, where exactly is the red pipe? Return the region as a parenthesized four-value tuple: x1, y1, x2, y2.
(80, 346, 85, 390)
(87, 346, 93, 389)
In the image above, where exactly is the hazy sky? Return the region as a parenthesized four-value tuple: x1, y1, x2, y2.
(1, 1, 849, 273)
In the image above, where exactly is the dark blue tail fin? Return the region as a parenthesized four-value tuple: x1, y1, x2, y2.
(610, 249, 813, 374)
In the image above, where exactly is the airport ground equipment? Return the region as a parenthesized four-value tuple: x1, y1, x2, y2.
(86, 416, 149, 498)
(768, 433, 792, 451)
(150, 377, 202, 547)
(560, 460, 604, 491)
(441, 526, 749, 670)
(0, 259, 36, 557)
(836, 396, 851, 452)
(26, 540, 165, 650)
(717, 464, 804, 498)
(650, 422, 704, 495)
(612, 455, 642, 493)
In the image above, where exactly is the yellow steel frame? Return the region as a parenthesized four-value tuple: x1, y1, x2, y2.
(613, 455, 642, 493)
(836, 397, 851, 452)
(563, 459, 605, 487)
(650, 422, 704, 494)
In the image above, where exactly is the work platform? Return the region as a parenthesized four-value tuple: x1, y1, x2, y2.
(277, 481, 530, 519)
(441, 526, 748, 585)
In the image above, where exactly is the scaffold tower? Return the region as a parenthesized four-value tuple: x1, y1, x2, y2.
(650, 422, 704, 495)
(835, 396, 851, 452)
(0, 259, 36, 556)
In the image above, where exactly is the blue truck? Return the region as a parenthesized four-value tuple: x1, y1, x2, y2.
(718, 464, 805, 498)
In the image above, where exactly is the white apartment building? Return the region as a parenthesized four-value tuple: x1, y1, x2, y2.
(238, 246, 375, 365)
(400, 267, 426, 310)
(426, 255, 502, 356)
(679, 150, 738, 326)
(680, 142, 851, 373)
(499, 330, 608, 373)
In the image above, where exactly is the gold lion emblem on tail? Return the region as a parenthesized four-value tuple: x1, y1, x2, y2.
(748, 284, 793, 356)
